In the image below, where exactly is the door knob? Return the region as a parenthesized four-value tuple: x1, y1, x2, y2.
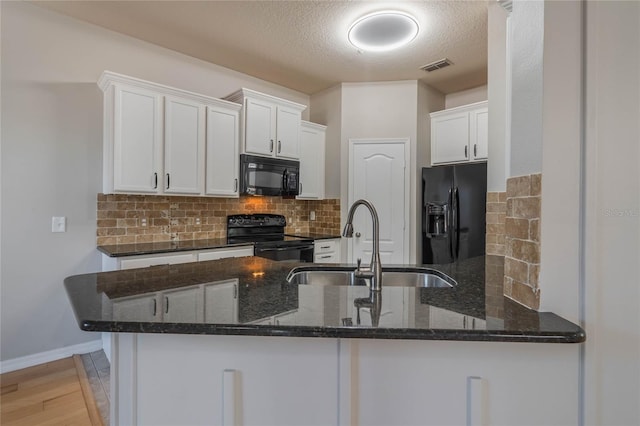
(355, 232, 361, 238)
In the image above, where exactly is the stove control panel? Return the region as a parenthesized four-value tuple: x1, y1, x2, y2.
(227, 214, 286, 228)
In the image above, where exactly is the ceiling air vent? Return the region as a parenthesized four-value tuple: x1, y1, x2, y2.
(420, 58, 453, 73)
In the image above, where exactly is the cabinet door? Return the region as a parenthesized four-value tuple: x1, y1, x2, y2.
(205, 105, 240, 196)
(431, 111, 470, 164)
(113, 84, 163, 193)
(164, 95, 205, 194)
(275, 105, 301, 159)
(203, 280, 238, 324)
(134, 334, 340, 426)
(112, 295, 159, 322)
(119, 253, 197, 270)
(470, 107, 488, 160)
(297, 124, 325, 199)
(162, 286, 203, 323)
(245, 98, 276, 156)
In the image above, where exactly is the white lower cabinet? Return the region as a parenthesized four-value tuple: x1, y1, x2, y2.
(120, 334, 339, 426)
(355, 340, 579, 426)
(118, 252, 197, 270)
(112, 334, 579, 426)
(314, 238, 341, 263)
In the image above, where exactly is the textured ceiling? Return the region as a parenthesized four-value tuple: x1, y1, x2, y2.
(32, 0, 488, 95)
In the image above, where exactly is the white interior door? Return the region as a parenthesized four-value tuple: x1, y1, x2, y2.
(349, 139, 409, 264)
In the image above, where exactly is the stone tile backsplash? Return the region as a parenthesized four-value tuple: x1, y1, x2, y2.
(97, 194, 340, 245)
(486, 192, 507, 256)
(503, 173, 542, 310)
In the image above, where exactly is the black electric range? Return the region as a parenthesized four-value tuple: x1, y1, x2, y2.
(227, 214, 314, 262)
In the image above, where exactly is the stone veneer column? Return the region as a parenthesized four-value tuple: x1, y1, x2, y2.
(503, 174, 542, 309)
(486, 192, 507, 255)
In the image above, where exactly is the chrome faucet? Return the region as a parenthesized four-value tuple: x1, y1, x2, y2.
(342, 199, 383, 291)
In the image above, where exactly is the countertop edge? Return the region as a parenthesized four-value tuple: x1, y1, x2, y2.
(78, 320, 586, 344)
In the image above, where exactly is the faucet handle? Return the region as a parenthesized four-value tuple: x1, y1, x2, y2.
(356, 258, 362, 271)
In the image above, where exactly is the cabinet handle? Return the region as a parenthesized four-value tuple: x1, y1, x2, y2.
(166, 173, 170, 190)
(234, 178, 238, 192)
(233, 284, 238, 299)
(278, 140, 282, 153)
(463, 316, 467, 328)
(165, 296, 169, 314)
(152, 299, 157, 316)
(299, 182, 302, 193)
(464, 146, 468, 158)
(319, 255, 332, 259)
(320, 245, 330, 249)
(153, 173, 158, 189)
(270, 139, 274, 152)
(474, 144, 477, 157)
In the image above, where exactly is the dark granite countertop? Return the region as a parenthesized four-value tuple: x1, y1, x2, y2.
(98, 235, 342, 257)
(64, 255, 585, 343)
(97, 238, 251, 257)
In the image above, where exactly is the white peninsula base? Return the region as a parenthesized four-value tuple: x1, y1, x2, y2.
(110, 333, 580, 426)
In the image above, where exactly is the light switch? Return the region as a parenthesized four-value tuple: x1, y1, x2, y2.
(52, 216, 67, 233)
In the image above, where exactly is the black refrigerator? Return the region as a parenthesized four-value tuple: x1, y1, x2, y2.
(422, 163, 487, 264)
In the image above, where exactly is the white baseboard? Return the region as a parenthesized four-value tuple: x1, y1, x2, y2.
(0, 339, 103, 374)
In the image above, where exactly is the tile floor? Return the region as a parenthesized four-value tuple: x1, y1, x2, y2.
(80, 350, 110, 425)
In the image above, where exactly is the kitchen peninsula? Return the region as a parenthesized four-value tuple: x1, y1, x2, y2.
(65, 255, 584, 425)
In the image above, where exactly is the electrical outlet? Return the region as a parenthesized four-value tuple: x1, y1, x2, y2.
(310, 211, 316, 221)
(51, 216, 66, 233)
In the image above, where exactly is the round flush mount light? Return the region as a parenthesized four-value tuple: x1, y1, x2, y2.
(348, 11, 419, 52)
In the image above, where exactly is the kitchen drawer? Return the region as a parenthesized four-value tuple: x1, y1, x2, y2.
(314, 239, 339, 255)
(197, 245, 254, 261)
(120, 253, 197, 270)
(314, 252, 339, 263)
(313, 238, 341, 264)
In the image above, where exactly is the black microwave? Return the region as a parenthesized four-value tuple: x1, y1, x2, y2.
(240, 154, 300, 196)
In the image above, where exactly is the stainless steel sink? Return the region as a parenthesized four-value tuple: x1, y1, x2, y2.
(286, 266, 456, 288)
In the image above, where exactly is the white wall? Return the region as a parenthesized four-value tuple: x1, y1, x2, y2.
(340, 81, 419, 262)
(310, 85, 342, 199)
(417, 82, 446, 262)
(510, 0, 544, 176)
(487, 3, 509, 192)
(584, 2, 640, 424)
(444, 85, 487, 109)
(0, 2, 310, 363)
(539, 1, 582, 323)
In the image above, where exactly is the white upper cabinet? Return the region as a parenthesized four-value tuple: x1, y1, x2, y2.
(99, 71, 241, 197)
(430, 101, 488, 165)
(205, 104, 241, 197)
(112, 84, 163, 193)
(470, 106, 488, 160)
(297, 121, 326, 200)
(164, 95, 205, 194)
(225, 88, 306, 160)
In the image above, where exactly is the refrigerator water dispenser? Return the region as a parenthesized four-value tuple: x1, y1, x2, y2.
(425, 203, 448, 238)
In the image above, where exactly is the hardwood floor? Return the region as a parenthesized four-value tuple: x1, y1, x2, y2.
(0, 356, 104, 426)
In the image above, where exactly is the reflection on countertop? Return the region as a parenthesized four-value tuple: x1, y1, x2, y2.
(64, 255, 585, 343)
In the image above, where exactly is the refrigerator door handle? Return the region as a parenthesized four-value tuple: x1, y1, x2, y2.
(453, 187, 460, 260)
(448, 188, 454, 260)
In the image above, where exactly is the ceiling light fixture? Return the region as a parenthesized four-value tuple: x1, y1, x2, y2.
(348, 11, 419, 52)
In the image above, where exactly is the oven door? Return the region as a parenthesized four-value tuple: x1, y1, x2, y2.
(254, 243, 314, 262)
